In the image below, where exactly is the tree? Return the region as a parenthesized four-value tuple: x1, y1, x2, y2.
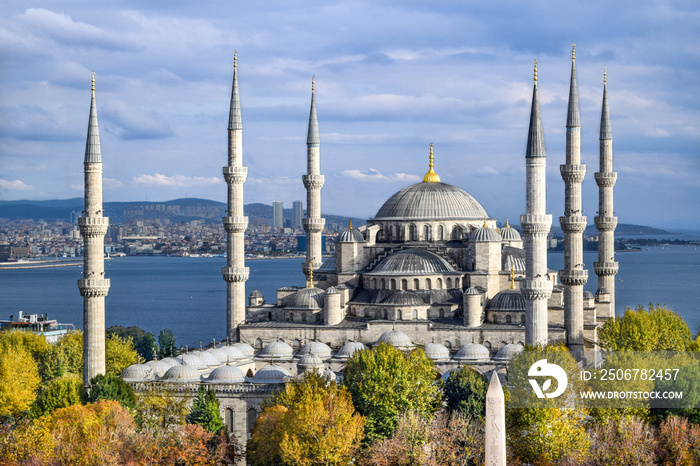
(248, 372, 365, 466)
(158, 328, 177, 357)
(105, 333, 138, 376)
(107, 325, 158, 361)
(187, 385, 225, 433)
(343, 343, 442, 442)
(443, 366, 488, 419)
(588, 415, 658, 465)
(33, 373, 84, 417)
(0, 329, 51, 363)
(86, 374, 137, 409)
(134, 385, 189, 434)
(39, 330, 83, 380)
(599, 304, 692, 351)
(0, 344, 40, 419)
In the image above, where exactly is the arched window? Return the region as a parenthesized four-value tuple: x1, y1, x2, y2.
(521, 314, 526, 324)
(436, 278, 443, 289)
(438, 225, 444, 240)
(413, 278, 420, 290)
(372, 278, 377, 288)
(446, 277, 452, 289)
(246, 408, 257, 438)
(410, 224, 417, 241)
(454, 278, 460, 289)
(425, 278, 432, 290)
(439, 308, 445, 318)
(255, 338, 263, 349)
(383, 309, 388, 319)
(506, 315, 512, 324)
(412, 309, 418, 320)
(390, 279, 396, 290)
(443, 340, 452, 349)
(423, 225, 429, 241)
(401, 279, 408, 290)
(380, 279, 385, 290)
(397, 310, 403, 320)
(225, 408, 234, 434)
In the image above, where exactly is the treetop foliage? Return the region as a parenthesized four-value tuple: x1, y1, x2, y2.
(443, 366, 488, 420)
(599, 304, 692, 351)
(186, 385, 225, 433)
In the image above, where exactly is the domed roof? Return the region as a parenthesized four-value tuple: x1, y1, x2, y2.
(231, 343, 254, 357)
(223, 345, 247, 361)
(298, 342, 332, 360)
(206, 347, 229, 362)
(380, 290, 426, 306)
(500, 225, 521, 242)
(325, 286, 338, 295)
(180, 353, 207, 369)
(196, 350, 221, 367)
(206, 364, 245, 384)
(371, 249, 456, 276)
(160, 356, 182, 367)
(298, 353, 324, 369)
(145, 359, 172, 378)
(162, 363, 202, 382)
(286, 287, 324, 310)
(453, 343, 490, 361)
(377, 329, 415, 350)
(583, 291, 594, 299)
(502, 246, 526, 274)
(493, 343, 523, 362)
(465, 287, 481, 296)
(470, 225, 501, 242)
(334, 341, 367, 360)
(248, 365, 292, 384)
(373, 182, 488, 221)
(337, 225, 365, 243)
(249, 290, 263, 298)
(259, 341, 294, 360)
(121, 363, 155, 382)
(423, 343, 450, 362)
(486, 289, 525, 312)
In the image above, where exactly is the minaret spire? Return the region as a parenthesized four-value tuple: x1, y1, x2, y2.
(302, 76, 325, 282)
(78, 73, 110, 388)
(222, 53, 249, 341)
(594, 68, 618, 318)
(559, 43, 587, 356)
(521, 59, 552, 347)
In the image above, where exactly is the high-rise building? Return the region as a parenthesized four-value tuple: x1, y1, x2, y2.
(292, 200, 303, 230)
(273, 201, 284, 229)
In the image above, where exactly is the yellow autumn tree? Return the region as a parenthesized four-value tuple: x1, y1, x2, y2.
(0, 344, 40, 418)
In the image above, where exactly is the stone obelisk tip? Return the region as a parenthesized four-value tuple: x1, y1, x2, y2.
(485, 371, 506, 466)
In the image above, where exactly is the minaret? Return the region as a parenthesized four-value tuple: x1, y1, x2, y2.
(559, 44, 587, 354)
(222, 53, 249, 340)
(520, 60, 553, 347)
(302, 77, 325, 282)
(594, 68, 618, 318)
(78, 73, 110, 387)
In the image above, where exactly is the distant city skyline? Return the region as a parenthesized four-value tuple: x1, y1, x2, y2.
(0, 2, 698, 229)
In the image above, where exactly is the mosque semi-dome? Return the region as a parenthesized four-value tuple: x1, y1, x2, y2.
(371, 249, 457, 276)
(380, 290, 426, 306)
(373, 182, 488, 221)
(486, 289, 526, 312)
(286, 287, 325, 310)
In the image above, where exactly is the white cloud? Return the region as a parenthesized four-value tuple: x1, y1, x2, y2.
(103, 177, 124, 189)
(342, 169, 420, 183)
(132, 174, 222, 187)
(0, 179, 35, 191)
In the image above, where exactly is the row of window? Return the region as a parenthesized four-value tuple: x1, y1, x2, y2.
(365, 276, 460, 290)
(376, 223, 466, 242)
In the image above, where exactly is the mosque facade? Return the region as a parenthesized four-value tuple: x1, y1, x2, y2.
(100, 46, 618, 442)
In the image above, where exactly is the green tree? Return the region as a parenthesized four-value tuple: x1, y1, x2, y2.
(248, 372, 365, 466)
(86, 374, 137, 409)
(343, 343, 442, 442)
(0, 344, 40, 419)
(443, 366, 488, 419)
(186, 385, 225, 433)
(105, 333, 138, 376)
(39, 330, 83, 380)
(158, 328, 177, 357)
(33, 373, 84, 417)
(599, 304, 692, 351)
(134, 386, 189, 434)
(107, 325, 158, 361)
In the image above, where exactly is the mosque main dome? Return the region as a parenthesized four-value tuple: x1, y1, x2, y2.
(373, 181, 488, 221)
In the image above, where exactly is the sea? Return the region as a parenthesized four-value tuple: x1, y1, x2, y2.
(1, 245, 699, 347)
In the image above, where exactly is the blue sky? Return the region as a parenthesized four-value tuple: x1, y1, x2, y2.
(1, 1, 698, 229)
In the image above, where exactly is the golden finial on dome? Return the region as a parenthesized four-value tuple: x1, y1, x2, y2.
(572, 42, 576, 61)
(505, 217, 510, 228)
(604, 66, 607, 85)
(234, 51, 237, 68)
(312, 75, 315, 94)
(308, 262, 315, 288)
(422, 143, 441, 182)
(509, 266, 516, 289)
(534, 59, 538, 84)
(483, 217, 488, 228)
(91, 72, 95, 91)
(348, 219, 353, 230)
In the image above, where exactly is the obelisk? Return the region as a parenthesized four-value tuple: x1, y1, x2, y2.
(485, 371, 506, 466)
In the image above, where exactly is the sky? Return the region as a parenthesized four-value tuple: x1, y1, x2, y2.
(1, 1, 699, 229)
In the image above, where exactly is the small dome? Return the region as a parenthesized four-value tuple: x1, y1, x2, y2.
(596, 287, 610, 295)
(298, 342, 332, 360)
(259, 341, 294, 360)
(298, 354, 324, 370)
(500, 226, 521, 242)
(249, 290, 263, 298)
(207, 347, 229, 362)
(493, 343, 524, 362)
(502, 246, 526, 274)
(453, 343, 490, 362)
(223, 345, 247, 362)
(206, 364, 245, 384)
(486, 289, 525, 312)
(160, 357, 182, 367)
(325, 286, 339, 295)
(121, 363, 155, 382)
(334, 341, 367, 360)
(371, 249, 456, 276)
(248, 365, 292, 384)
(145, 359, 172, 378)
(197, 351, 222, 367)
(465, 287, 481, 296)
(180, 353, 207, 369)
(162, 364, 202, 383)
(286, 287, 324, 310)
(583, 291, 595, 300)
(380, 290, 425, 306)
(231, 343, 255, 357)
(337, 226, 365, 243)
(470, 225, 501, 242)
(423, 343, 450, 362)
(377, 329, 415, 350)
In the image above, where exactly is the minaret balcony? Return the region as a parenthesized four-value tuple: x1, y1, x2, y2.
(594, 216, 618, 231)
(559, 216, 587, 233)
(223, 166, 248, 184)
(559, 269, 588, 286)
(302, 218, 326, 233)
(302, 174, 325, 190)
(78, 217, 110, 237)
(520, 214, 552, 236)
(520, 278, 553, 300)
(560, 164, 586, 184)
(223, 216, 248, 233)
(594, 261, 619, 276)
(594, 172, 617, 187)
(222, 267, 249, 283)
(77, 278, 111, 297)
